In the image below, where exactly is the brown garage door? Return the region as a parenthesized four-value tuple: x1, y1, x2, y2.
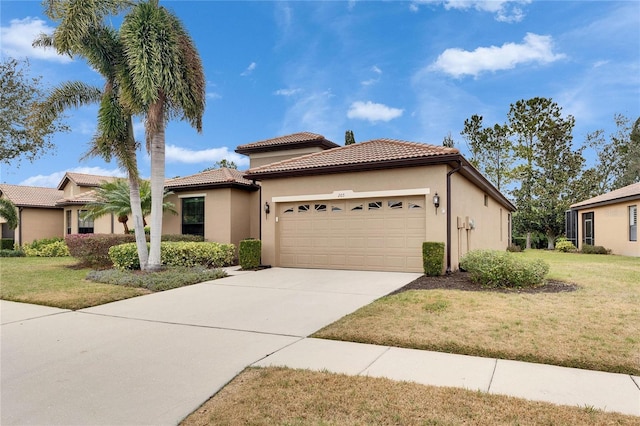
(278, 196, 426, 272)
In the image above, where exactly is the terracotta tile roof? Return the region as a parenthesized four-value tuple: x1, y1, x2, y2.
(165, 167, 257, 190)
(571, 182, 640, 209)
(57, 172, 119, 190)
(235, 131, 339, 154)
(0, 184, 63, 208)
(245, 138, 459, 177)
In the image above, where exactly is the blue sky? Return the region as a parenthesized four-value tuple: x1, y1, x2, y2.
(1, 0, 639, 188)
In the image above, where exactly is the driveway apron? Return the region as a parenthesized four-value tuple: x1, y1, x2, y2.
(1, 268, 419, 426)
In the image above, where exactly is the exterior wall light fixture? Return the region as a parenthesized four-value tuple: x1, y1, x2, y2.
(433, 192, 440, 215)
(264, 201, 270, 215)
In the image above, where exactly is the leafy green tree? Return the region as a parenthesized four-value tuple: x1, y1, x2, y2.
(36, 0, 149, 268)
(119, 0, 205, 271)
(0, 198, 19, 230)
(0, 58, 69, 164)
(508, 97, 582, 249)
(82, 179, 176, 234)
(442, 132, 455, 148)
(345, 130, 356, 145)
(460, 115, 512, 191)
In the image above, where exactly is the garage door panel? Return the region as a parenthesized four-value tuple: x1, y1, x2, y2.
(278, 196, 426, 273)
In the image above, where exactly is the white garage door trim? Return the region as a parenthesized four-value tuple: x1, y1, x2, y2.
(271, 187, 431, 203)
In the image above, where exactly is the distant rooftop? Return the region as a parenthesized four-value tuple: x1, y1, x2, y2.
(165, 167, 258, 190)
(0, 184, 63, 208)
(571, 182, 640, 209)
(57, 172, 120, 190)
(235, 131, 339, 155)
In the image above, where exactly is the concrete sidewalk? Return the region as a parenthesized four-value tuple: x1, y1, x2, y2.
(254, 337, 640, 417)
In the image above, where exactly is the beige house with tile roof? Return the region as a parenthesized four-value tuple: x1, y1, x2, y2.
(2, 132, 519, 272)
(244, 137, 516, 273)
(567, 182, 639, 257)
(0, 184, 64, 245)
(163, 168, 260, 249)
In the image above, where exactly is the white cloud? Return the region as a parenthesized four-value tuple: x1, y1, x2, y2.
(240, 62, 257, 76)
(371, 65, 382, 75)
(20, 167, 125, 188)
(279, 90, 341, 137)
(206, 92, 222, 100)
(347, 101, 404, 123)
(411, 1, 530, 22)
(431, 33, 565, 78)
(1, 17, 71, 63)
(274, 88, 302, 96)
(361, 66, 383, 86)
(165, 144, 249, 167)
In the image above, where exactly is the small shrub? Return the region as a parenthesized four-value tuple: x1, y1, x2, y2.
(239, 239, 261, 269)
(0, 249, 25, 257)
(506, 244, 522, 252)
(555, 240, 577, 253)
(86, 266, 226, 292)
(161, 234, 204, 242)
(1, 238, 14, 250)
(460, 249, 549, 288)
(22, 237, 70, 257)
(581, 244, 610, 255)
(109, 241, 236, 270)
(66, 234, 136, 267)
(422, 242, 445, 276)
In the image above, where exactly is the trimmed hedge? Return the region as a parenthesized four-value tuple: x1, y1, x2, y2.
(22, 237, 69, 257)
(1, 238, 14, 250)
(460, 249, 549, 288)
(0, 249, 25, 257)
(109, 241, 236, 270)
(67, 234, 136, 267)
(581, 244, 610, 255)
(422, 242, 445, 276)
(239, 239, 261, 269)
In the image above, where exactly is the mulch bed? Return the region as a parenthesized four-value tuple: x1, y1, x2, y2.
(390, 271, 579, 295)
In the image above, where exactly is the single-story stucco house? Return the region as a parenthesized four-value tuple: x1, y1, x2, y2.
(1, 131, 516, 272)
(566, 182, 639, 257)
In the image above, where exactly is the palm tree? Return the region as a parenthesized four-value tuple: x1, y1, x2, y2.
(35, 0, 150, 268)
(0, 198, 19, 230)
(82, 179, 176, 234)
(119, 0, 205, 270)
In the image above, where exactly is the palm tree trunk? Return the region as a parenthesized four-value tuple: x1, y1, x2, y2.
(147, 100, 165, 271)
(125, 117, 149, 270)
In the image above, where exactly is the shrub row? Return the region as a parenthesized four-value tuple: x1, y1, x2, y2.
(22, 237, 70, 257)
(239, 239, 261, 269)
(0, 249, 25, 257)
(1, 238, 14, 250)
(581, 244, 610, 255)
(66, 233, 206, 268)
(460, 249, 549, 288)
(109, 241, 235, 270)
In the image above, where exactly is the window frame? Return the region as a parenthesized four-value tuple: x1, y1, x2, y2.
(77, 209, 94, 234)
(182, 196, 205, 237)
(630, 205, 637, 242)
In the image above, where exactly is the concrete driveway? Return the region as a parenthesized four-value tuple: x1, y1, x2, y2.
(1, 268, 419, 426)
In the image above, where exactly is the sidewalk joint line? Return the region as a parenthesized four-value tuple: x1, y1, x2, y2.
(358, 345, 391, 376)
(630, 375, 640, 391)
(251, 337, 306, 365)
(77, 311, 302, 338)
(1, 310, 71, 326)
(487, 358, 498, 392)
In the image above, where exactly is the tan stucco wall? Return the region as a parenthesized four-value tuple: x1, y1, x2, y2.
(248, 147, 326, 168)
(575, 202, 639, 257)
(258, 165, 512, 271)
(163, 188, 258, 250)
(449, 172, 511, 268)
(18, 208, 63, 245)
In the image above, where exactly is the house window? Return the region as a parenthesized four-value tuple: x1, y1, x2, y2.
(298, 204, 310, 213)
(408, 202, 422, 209)
(630, 205, 637, 242)
(182, 197, 204, 237)
(388, 200, 403, 209)
(368, 201, 382, 210)
(350, 203, 363, 211)
(331, 204, 343, 212)
(315, 204, 327, 212)
(66, 210, 72, 235)
(78, 210, 94, 234)
(283, 207, 294, 214)
(582, 212, 594, 246)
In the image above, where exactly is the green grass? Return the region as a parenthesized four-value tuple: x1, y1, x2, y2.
(314, 250, 640, 374)
(0, 257, 150, 310)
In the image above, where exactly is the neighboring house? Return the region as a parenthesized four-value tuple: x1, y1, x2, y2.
(163, 168, 259, 249)
(566, 182, 639, 257)
(56, 172, 121, 235)
(243, 137, 516, 273)
(0, 184, 64, 246)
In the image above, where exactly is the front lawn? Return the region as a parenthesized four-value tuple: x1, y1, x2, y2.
(313, 250, 640, 375)
(181, 367, 638, 425)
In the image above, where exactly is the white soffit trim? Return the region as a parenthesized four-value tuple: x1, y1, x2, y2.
(272, 188, 430, 203)
(177, 193, 207, 198)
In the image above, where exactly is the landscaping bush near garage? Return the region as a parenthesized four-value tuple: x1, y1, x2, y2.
(1, 238, 14, 250)
(109, 241, 235, 270)
(239, 239, 261, 269)
(22, 237, 70, 257)
(87, 266, 226, 292)
(422, 242, 445, 276)
(460, 249, 549, 288)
